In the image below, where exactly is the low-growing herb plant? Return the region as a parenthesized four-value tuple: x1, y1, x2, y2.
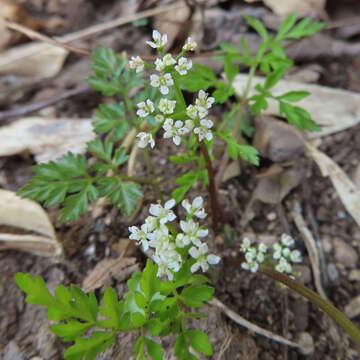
(15, 13, 360, 359)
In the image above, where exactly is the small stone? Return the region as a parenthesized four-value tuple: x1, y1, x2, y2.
(3, 341, 24, 360)
(348, 269, 360, 281)
(316, 206, 328, 221)
(327, 263, 339, 283)
(345, 295, 360, 319)
(321, 236, 333, 253)
(334, 239, 359, 267)
(266, 212, 277, 221)
(298, 332, 314, 355)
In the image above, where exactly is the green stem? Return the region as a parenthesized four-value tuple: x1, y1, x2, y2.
(260, 266, 360, 346)
(172, 74, 187, 111)
(241, 65, 256, 102)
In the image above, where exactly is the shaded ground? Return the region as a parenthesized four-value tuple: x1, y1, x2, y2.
(1, 1, 360, 359)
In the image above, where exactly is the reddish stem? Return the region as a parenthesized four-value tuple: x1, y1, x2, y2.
(199, 141, 224, 228)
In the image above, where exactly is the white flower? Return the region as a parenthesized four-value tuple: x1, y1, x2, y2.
(241, 237, 251, 251)
(194, 119, 214, 141)
(153, 240, 182, 280)
(175, 57, 192, 75)
(258, 243, 268, 253)
(241, 241, 267, 274)
(162, 118, 189, 146)
(281, 234, 294, 247)
(158, 98, 176, 114)
(181, 196, 207, 219)
(136, 99, 155, 117)
(149, 199, 176, 224)
(184, 119, 194, 132)
(146, 30, 168, 49)
(183, 37, 197, 51)
(290, 250, 302, 263)
(128, 224, 150, 251)
(150, 73, 174, 95)
(186, 104, 207, 120)
(129, 56, 145, 73)
(137, 132, 155, 148)
(155, 114, 165, 124)
(189, 243, 220, 273)
(276, 258, 292, 274)
(154, 54, 176, 71)
(178, 219, 208, 247)
(195, 90, 214, 110)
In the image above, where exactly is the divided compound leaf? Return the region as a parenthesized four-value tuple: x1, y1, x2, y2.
(64, 331, 115, 360)
(180, 285, 214, 308)
(144, 338, 163, 360)
(185, 330, 213, 356)
(15, 273, 56, 307)
(92, 103, 130, 141)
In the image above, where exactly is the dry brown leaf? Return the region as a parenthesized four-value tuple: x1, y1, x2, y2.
(254, 166, 303, 204)
(305, 141, 360, 229)
(0, 189, 62, 257)
(0, 117, 94, 163)
(263, 0, 326, 16)
(222, 161, 241, 182)
(233, 74, 360, 138)
(253, 115, 304, 162)
(82, 257, 139, 292)
(0, 42, 68, 78)
(291, 202, 328, 301)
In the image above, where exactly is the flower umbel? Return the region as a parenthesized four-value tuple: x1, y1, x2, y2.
(128, 197, 220, 280)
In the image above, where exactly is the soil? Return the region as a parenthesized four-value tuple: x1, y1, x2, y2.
(1, 1, 360, 360)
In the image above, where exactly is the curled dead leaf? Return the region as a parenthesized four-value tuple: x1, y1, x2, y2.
(0, 42, 68, 78)
(0, 189, 62, 257)
(0, 117, 94, 163)
(233, 74, 360, 138)
(305, 141, 360, 229)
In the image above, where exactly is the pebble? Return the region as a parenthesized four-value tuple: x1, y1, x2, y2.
(321, 236, 333, 253)
(327, 263, 339, 283)
(3, 342, 24, 360)
(333, 238, 359, 267)
(266, 212, 277, 221)
(348, 269, 360, 281)
(298, 332, 314, 355)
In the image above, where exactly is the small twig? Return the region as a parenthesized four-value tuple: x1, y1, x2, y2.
(59, 2, 186, 44)
(1, 2, 186, 57)
(1, 19, 91, 55)
(209, 296, 300, 349)
(291, 201, 329, 301)
(0, 86, 92, 121)
(216, 324, 233, 360)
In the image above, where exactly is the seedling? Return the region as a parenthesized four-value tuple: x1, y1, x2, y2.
(16, 14, 360, 359)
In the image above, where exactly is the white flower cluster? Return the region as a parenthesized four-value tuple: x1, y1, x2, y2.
(128, 196, 220, 280)
(132, 30, 216, 148)
(273, 234, 302, 275)
(240, 234, 302, 276)
(240, 238, 268, 273)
